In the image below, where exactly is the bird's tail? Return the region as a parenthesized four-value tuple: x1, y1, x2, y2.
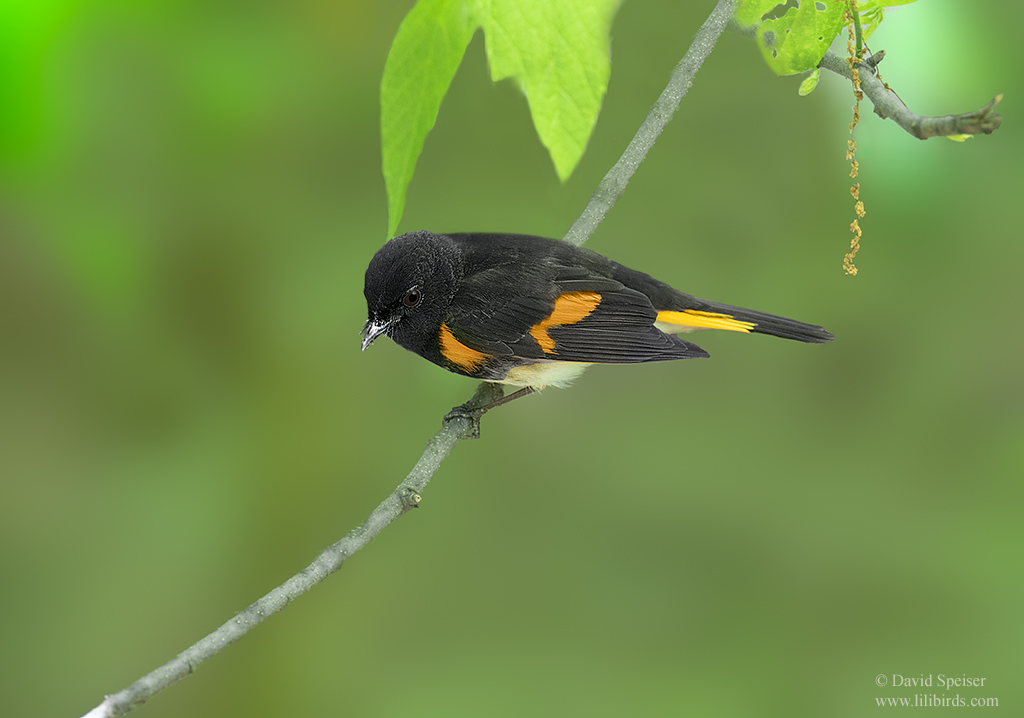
(655, 301, 834, 344)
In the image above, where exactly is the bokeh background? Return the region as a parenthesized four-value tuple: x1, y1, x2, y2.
(2, 1, 1021, 715)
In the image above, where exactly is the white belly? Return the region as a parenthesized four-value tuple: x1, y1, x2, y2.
(500, 361, 593, 388)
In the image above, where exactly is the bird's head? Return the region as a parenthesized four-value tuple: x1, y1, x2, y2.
(362, 231, 459, 356)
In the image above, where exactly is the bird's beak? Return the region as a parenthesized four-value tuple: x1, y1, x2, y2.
(360, 317, 396, 351)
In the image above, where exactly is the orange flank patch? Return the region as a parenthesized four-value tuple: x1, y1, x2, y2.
(438, 322, 488, 371)
(530, 291, 602, 355)
(656, 309, 755, 333)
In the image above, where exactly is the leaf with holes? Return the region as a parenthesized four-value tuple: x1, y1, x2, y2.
(737, 0, 923, 77)
(734, 0, 783, 29)
(756, 1, 848, 76)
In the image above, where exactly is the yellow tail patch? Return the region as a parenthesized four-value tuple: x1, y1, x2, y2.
(656, 309, 755, 334)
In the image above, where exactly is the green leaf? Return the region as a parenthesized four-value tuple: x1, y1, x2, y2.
(476, 0, 621, 184)
(858, 6, 884, 42)
(380, 0, 620, 237)
(756, 1, 848, 76)
(734, 0, 777, 29)
(740, 1, 921, 78)
(380, 0, 477, 239)
(858, 0, 920, 41)
(798, 67, 820, 96)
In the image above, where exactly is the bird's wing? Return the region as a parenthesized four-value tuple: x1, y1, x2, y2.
(447, 262, 708, 364)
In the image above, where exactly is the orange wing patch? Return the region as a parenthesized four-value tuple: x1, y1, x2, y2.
(656, 309, 755, 333)
(530, 291, 602, 355)
(439, 322, 488, 371)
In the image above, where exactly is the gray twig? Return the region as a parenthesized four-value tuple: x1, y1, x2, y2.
(563, 0, 739, 247)
(81, 2, 739, 715)
(817, 50, 1002, 139)
(728, 18, 1003, 140)
(81, 384, 502, 718)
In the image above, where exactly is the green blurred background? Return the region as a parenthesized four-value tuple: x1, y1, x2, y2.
(2, 1, 1021, 715)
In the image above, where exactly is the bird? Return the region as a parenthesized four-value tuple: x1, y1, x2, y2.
(362, 231, 832, 397)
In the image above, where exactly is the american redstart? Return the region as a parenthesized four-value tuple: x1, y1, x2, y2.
(362, 231, 832, 394)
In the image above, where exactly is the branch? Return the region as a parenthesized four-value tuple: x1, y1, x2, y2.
(80, 4, 742, 715)
(727, 18, 1003, 141)
(81, 384, 503, 718)
(563, 0, 739, 247)
(817, 50, 1002, 139)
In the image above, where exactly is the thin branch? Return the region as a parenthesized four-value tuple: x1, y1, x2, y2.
(562, 0, 739, 247)
(80, 3, 741, 715)
(817, 50, 1002, 139)
(728, 20, 1002, 140)
(88, 3, 991, 714)
(81, 384, 503, 718)
(850, 4, 863, 57)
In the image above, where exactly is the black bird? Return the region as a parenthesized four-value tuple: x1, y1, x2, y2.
(363, 231, 832, 390)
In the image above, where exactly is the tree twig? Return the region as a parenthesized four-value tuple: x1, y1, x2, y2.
(81, 3, 740, 715)
(563, 0, 739, 247)
(727, 19, 1002, 140)
(81, 384, 503, 718)
(817, 50, 1002, 139)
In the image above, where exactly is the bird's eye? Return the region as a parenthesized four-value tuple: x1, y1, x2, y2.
(403, 287, 422, 307)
